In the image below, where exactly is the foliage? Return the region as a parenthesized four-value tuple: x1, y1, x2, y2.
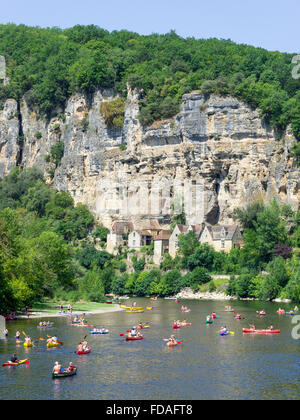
(100, 97, 126, 129)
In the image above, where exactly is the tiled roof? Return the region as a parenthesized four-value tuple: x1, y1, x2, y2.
(207, 225, 239, 240)
(111, 221, 134, 234)
(154, 230, 171, 241)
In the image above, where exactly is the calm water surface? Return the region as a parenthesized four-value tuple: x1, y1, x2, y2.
(1, 299, 300, 400)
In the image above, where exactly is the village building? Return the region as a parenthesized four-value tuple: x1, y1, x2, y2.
(153, 230, 171, 265)
(199, 224, 243, 252)
(128, 230, 153, 250)
(106, 221, 134, 254)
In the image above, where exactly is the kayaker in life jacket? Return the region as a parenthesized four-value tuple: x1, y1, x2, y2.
(268, 325, 274, 331)
(206, 315, 212, 322)
(220, 326, 227, 334)
(168, 335, 177, 344)
(77, 342, 83, 352)
(11, 354, 19, 363)
(67, 362, 75, 372)
(82, 340, 88, 351)
(16, 331, 20, 340)
(251, 324, 256, 330)
(25, 336, 32, 344)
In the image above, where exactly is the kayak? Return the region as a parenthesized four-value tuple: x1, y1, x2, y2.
(137, 325, 149, 329)
(89, 329, 109, 334)
(52, 368, 77, 379)
(126, 310, 144, 313)
(47, 342, 59, 348)
(277, 310, 285, 314)
(243, 328, 280, 334)
(24, 342, 33, 348)
(76, 346, 91, 355)
(146, 307, 153, 310)
(120, 306, 143, 310)
(70, 324, 93, 327)
(2, 359, 30, 367)
(166, 342, 178, 347)
(172, 324, 181, 329)
(234, 316, 241, 319)
(126, 335, 144, 341)
(181, 309, 190, 313)
(205, 320, 213, 324)
(286, 312, 296, 316)
(219, 331, 230, 336)
(180, 322, 191, 327)
(150, 298, 157, 301)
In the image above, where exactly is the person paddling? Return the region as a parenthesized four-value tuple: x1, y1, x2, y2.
(10, 353, 19, 363)
(53, 361, 62, 374)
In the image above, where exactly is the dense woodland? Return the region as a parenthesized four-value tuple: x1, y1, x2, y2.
(0, 168, 299, 315)
(0, 24, 299, 162)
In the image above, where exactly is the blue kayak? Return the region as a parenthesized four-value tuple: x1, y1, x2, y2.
(219, 331, 229, 336)
(89, 329, 109, 335)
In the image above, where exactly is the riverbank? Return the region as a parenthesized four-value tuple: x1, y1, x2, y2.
(175, 287, 237, 301)
(16, 301, 123, 319)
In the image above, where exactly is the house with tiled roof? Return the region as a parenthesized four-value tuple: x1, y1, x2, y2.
(199, 224, 242, 252)
(128, 229, 153, 250)
(153, 230, 171, 265)
(106, 221, 134, 254)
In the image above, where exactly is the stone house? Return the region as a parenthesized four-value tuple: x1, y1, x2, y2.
(153, 230, 171, 265)
(199, 225, 243, 252)
(128, 230, 153, 250)
(106, 221, 134, 254)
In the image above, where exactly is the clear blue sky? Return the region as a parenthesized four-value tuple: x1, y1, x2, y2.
(1, 0, 299, 53)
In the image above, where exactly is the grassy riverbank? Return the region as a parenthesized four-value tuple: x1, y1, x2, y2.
(18, 300, 121, 318)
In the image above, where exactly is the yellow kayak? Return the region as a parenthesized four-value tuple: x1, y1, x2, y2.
(147, 307, 153, 310)
(24, 342, 33, 348)
(120, 306, 143, 310)
(150, 298, 157, 301)
(47, 342, 59, 348)
(126, 310, 144, 313)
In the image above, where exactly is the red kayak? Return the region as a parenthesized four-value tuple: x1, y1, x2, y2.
(172, 324, 181, 329)
(126, 335, 144, 341)
(2, 359, 30, 366)
(243, 328, 280, 334)
(76, 346, 91, 355)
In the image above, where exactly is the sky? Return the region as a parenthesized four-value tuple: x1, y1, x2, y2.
(0, 0, 299, 53)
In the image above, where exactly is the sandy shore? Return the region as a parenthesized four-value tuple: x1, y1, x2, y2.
(16, 306, 123, 319)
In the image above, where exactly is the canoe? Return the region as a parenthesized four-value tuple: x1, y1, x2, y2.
(76, 346, 91, 355)
(2, 359, 30, 367)
(126, 335, 144, 341)
(243, 328, 280, 334)
(47, 342, 59, 348)
(23, 342, 33, 348)
(52, 368, 77, 379)
(120, 306, 143, 310)
(126, 310, 144, 313)
(89, 329, 109, 334)
(70, 324, 93, 327)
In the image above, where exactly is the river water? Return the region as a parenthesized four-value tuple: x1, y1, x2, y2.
(0, 299, 300, 400)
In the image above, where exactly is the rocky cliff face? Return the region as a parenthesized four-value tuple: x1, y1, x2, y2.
(0, 88, 299, 228)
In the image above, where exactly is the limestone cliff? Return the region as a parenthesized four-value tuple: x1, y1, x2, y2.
(0, 88, 299, 228)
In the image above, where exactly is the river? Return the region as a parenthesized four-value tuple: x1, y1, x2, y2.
(0, 299, 300, 400)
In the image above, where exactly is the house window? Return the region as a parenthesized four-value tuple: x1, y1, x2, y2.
(133, 240, 135, 246)
(221, 240, 225, 249)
